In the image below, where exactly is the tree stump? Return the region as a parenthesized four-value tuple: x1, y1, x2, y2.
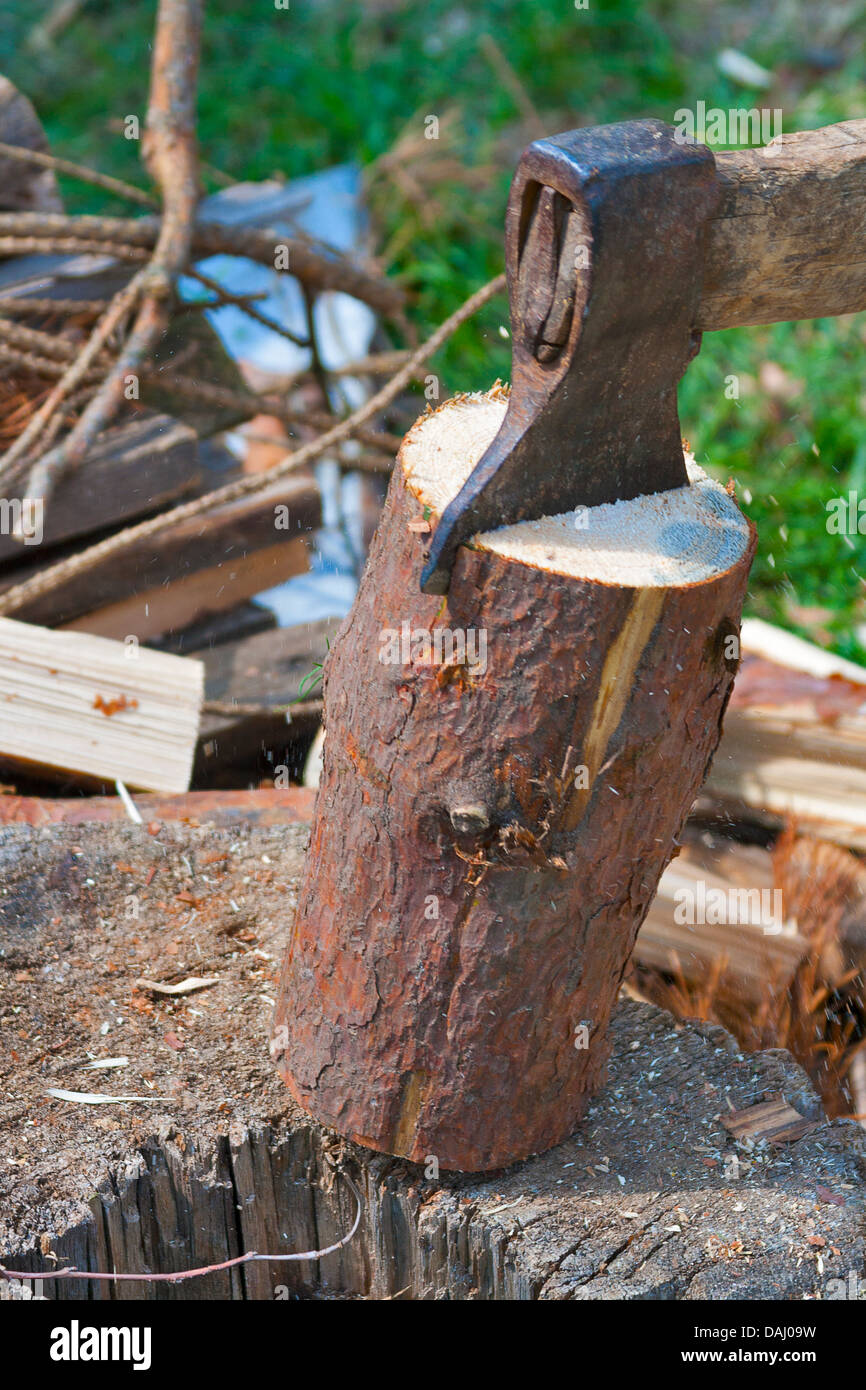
(2, 815, 864, 1301)
(273, 387, 756, 1171)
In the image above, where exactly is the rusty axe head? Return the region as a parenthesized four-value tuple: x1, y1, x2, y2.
(420, 118, 721, 594)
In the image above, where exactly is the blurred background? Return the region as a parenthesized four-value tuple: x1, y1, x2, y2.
(1, 0, 865, 657)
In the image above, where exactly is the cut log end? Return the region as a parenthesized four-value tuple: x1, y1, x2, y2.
(274, 387, 756, 1172)
(403, 390, 751, 587)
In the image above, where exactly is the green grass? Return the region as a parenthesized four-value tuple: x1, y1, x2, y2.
(2, 0, 866, 656)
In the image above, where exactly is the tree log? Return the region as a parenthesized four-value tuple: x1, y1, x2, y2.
(273, 388, 756, 1171)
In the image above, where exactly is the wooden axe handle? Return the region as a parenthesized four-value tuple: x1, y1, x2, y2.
(699, 119, 866, 330)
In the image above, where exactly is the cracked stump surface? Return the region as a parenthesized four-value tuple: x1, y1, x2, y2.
(0, 818, 864, 1299)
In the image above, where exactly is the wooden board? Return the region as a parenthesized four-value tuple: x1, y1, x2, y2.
(0, 616, 203, 792)
(0, 414, 200, 566)
(1, 471, 320, 637)
(63, 537, 310, 643)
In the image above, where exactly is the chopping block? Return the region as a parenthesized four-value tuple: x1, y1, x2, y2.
(272, 117, 866, 1171)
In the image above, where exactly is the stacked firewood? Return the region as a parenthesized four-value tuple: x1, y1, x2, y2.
(631, 620, 866, 1120)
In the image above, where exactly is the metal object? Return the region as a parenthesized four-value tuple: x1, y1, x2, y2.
(420, 119, 721, 594)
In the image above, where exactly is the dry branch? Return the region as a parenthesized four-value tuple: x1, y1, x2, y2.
(17, 0, 204, 508)
(0, 273, 506, 618)
(0, 138, 158, 208)
(0, 211, 405, 317)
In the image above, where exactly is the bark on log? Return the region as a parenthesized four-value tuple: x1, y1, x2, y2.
(273, 388, 756, 1172)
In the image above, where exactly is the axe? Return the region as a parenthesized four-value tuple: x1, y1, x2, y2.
(273, 119, 865, 1172)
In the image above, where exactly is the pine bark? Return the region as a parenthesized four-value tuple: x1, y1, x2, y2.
(273, 392, 756, 1171)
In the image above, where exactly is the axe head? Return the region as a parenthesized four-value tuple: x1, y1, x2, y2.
(420, 119, 721, 594)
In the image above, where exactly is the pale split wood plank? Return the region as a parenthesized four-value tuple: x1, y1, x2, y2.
(0, 615, 203, 792)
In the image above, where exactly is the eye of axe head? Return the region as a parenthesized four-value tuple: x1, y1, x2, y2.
(420, 118, 722, 594)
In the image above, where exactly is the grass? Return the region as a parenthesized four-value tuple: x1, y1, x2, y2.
(2, 0, 866, 655)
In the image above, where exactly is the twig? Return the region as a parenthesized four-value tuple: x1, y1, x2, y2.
(203, 698, 323, 719)
(302, 282, 330, 406)
(244, 423, 401, 460)
(327, 348, 412, 377)
(0, 212, 406, 317)
(0, 273, 506, 614)
(0, 316, 97, 361)
(0, 235, 150, 261)
(0, 211, 165, 242)
(0, 269, 145, 480)
(186, 264, 309, 347)
(0, 1167, 362, 1284)
(20, 0, 204, 507)
(151, 371, 404, 454)
(0, 296, 110, 318)
(176, 285, 269, 314)
(26, 0, 88, 51)
(0, 342, 105, 382)
(0, 140, 158, 209)
(478, 34, 544, 131)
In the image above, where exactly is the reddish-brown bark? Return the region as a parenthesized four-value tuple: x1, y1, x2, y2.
(273, 406, 756, 1172)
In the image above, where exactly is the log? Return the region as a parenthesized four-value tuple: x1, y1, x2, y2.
(2, 817, 864, 1301)
(0, 616, 203, 792)
(273, 388, 756, 1172)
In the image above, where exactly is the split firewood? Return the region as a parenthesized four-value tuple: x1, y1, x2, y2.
(0, 617, 202, 792)
(636, 831, 866, 1006)
(637, 843, 809, 1009)
(701, 618, 866, 850)
(273, 388, 755, 1171)
(633, 827, 866, 1117)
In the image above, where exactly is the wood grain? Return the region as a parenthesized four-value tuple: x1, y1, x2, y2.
(0, 616, 202, 791)
(701, 119, 866, 329)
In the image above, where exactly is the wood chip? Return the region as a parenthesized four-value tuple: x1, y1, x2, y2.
(134, 975, 219, 996)
(720, 1095, 817, 1144)
(45, 1088, 171, 1104)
